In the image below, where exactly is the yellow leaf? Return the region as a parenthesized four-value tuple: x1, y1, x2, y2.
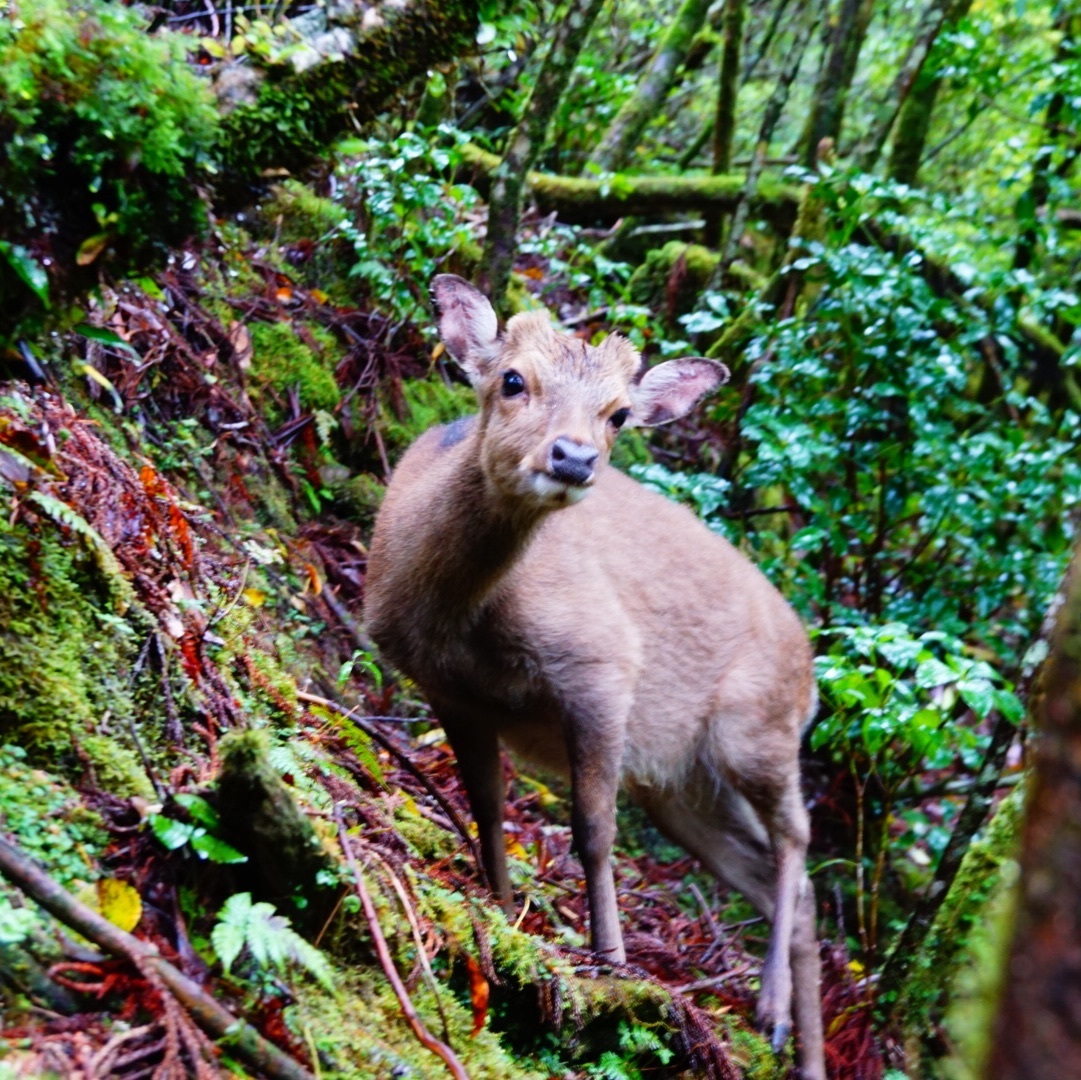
(310, 289, 329, 304)
(505, 839, 528, 860)
(76, 233, 109, 266)
(97, 878, 142, 932)
(243, 587, 267, 608)
(517, 775, 562, 809)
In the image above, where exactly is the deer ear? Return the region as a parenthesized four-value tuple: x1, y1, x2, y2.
(432, 275, 500, 386)
(628, 358, 730, 427)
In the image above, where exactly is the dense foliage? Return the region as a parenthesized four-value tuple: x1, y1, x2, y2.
(0, 0, 217, 340)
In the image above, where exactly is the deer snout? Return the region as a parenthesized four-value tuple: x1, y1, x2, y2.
(548, 437, 599, 486)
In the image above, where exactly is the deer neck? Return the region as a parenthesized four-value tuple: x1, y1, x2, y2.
(380, 429, 550, 648)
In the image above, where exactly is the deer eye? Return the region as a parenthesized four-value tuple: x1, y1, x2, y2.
(609, 407, 631, 430)
(502, 370, 526, 397)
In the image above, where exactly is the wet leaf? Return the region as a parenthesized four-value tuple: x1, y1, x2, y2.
(464, 952, 489, 1036)
(0, 241, 50, 305)
(97, 879, 142, 932)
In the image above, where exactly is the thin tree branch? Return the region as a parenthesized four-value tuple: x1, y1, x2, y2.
(335, 809, 469, 1080)
(0, 834, 315, 1080)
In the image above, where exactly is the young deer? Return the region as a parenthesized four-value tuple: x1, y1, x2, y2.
(364, 275, 824, 1078)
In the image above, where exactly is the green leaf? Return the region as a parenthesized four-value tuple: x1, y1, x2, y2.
(0, 241, 50, 305)
(957, 678, 996, 719)
(212, 894, 251, 974)
(190, 832, 248, 864)
(149, 815, 194, 850)
(174, 792, 220, 829)
(915, 657, 956, 690)
(73, 323, 141, 359)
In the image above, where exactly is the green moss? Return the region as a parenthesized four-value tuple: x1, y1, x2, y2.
(287, 967, 547, 1079)
(379, 376, 475, 458)
(247, 319, 342, 422)
(330, 471, 386, 527)
(79, 734, 155, 801)
(896, 787, 1024, 1075)
(0, 510, 139, 757)
(0, 744, 106, 889)
(629, 241, 719, 318)
(0, 0, 219, 344)
(256, 182, 356, 302)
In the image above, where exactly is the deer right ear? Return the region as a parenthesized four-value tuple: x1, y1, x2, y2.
(432, 275, 500, 386)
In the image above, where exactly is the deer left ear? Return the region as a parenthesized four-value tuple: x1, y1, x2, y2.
(432, 275, 500, 386)
(627, 358, 730, 427)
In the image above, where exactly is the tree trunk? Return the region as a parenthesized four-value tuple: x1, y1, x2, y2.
(887, 0, 975, 184)
(589, 0, 714, 173)
(853, 0, 955, 173)
(481, 0, 608, 309)
(678, 0, 792, 171)
(720, 8, 819, 269)
(800, 0, 876, 168)
(1013, 13, 1081, 270)
(986, 544, 1081, 1076)
(713, 0, 748, 176)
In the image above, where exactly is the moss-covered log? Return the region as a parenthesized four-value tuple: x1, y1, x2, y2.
(460, 143, 801, 226)
(214, 0, 487, 184)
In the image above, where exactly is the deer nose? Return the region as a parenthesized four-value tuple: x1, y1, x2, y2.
(548, 437, 598, 486)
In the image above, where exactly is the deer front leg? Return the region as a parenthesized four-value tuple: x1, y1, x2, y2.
(565, 714, 625, 963)
(441, 714, 513, 914)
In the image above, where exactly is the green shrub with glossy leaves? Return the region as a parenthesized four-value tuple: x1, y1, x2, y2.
(0, 0, 218, 340)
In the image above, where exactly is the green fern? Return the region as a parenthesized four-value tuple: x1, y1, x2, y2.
(212, 891, 334, 992)
(28, 490, 125, 581)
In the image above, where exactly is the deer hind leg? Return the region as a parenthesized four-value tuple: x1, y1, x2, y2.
(739, 776, 824, 1080)
(632, 779, 824, 1080)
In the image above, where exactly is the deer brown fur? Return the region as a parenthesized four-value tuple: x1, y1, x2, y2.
(364, 275, 825, 1078)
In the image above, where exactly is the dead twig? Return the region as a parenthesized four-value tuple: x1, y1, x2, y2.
(334, 808, 469, 1080)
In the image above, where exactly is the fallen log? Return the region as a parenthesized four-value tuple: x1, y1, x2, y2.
(459, 144, 801, 226)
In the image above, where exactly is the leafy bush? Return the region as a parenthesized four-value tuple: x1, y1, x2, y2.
(722, 221, 1081, 660)
(336, 127, 482, 323)
(0, 0, 218, 338)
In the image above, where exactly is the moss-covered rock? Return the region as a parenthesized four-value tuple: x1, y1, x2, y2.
(629, 240, 719, 320)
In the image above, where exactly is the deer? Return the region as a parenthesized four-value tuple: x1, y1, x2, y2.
(363, 275, 825, 1079)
